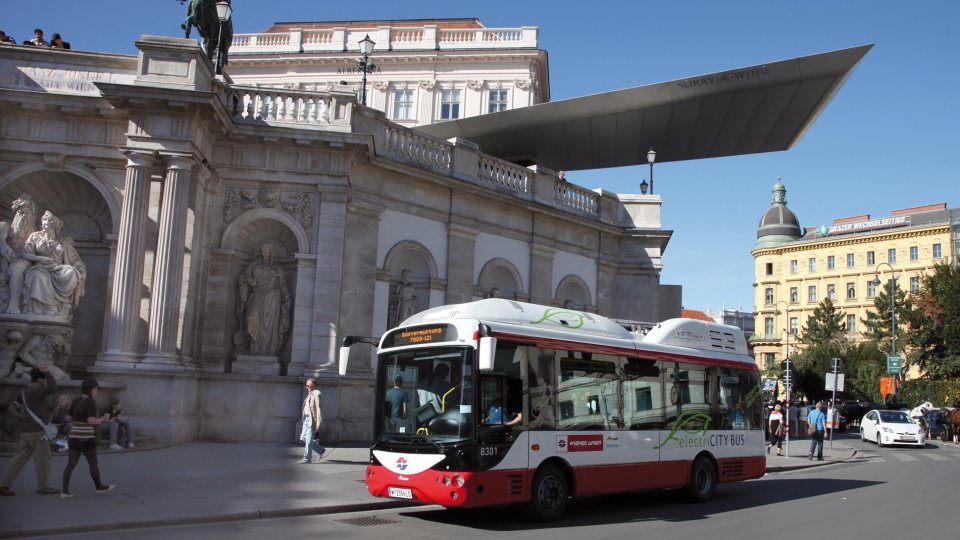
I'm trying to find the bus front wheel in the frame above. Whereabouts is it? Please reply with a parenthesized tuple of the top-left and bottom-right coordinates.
(524, 464, 569, 521)
(684, 456, 716, 502)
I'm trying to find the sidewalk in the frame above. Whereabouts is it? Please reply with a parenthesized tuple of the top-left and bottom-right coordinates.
(0, 437, 857, 537)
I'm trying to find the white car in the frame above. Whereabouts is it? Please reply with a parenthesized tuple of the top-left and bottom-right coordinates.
(860, 409, 926, 447)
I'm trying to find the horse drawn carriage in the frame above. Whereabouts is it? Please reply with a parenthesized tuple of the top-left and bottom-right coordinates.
(910, 402, 960, 443)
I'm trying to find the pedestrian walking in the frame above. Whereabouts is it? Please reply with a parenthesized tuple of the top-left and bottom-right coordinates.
(0, 364, 59, 496)
(766, 403, 784, 456)
(61, 378, 115, 498)
(298, 377, 324, 463)
(807, 400, 826, 461)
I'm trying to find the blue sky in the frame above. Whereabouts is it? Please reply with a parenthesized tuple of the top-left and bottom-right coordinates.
(5, 1, 957, 314)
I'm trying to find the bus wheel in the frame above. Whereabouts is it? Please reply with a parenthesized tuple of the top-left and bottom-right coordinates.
(684, 457, 716, 502)
(524, 464, 569, 521)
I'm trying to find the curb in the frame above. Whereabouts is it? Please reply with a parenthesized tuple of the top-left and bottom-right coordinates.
(0, 498, 420, 539)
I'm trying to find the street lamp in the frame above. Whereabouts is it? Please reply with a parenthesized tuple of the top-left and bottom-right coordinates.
(214, 1, 233, 75)
(639, 179, 649, 194)
(871, 262, 899, 397)
(356, 34, 377, 106)
(646, 148, 657, 194)
(775, 299, 792, 457)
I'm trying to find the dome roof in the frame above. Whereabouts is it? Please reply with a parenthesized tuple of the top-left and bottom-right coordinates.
(754, 179, 801, 249)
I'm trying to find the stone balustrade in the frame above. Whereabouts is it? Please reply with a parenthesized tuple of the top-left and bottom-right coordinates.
(218, 84, 354, 131)
(382, 124, 452, 174)
(556, 181, 600, 215)
(230, 25, 538, 55)
(477, 155, 530, 195)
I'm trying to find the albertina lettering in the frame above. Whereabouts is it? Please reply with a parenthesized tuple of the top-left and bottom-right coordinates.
(677, 66, 770, 89)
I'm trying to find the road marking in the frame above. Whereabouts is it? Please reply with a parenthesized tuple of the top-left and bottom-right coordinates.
(890, 453, 918, 461)
(923, 453, 951, 461)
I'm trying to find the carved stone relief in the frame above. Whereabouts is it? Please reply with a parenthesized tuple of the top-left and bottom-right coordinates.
(223, 187, 315, 228)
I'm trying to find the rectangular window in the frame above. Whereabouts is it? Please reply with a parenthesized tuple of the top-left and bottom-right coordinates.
(440, 89, 461, 120)
(488, 89, 508, 113)
(827, 284, 836, 301)
(765, 262, 773, 275)
(765, 317, 774, 337)
(764, 288, 774, 305)
(846, 253, 855, 268)
(557, 355, 619, 430)
(808, 285, 817, 303)
(867, 251, 875, 265)
(846, 282, 856, 300)
(888, 248, 896, 263)
(827, 256, 835, 270)
(790, 260, 798, 274)
(622, 358, 665, 429)
(846, 314, 857, 334)
(789, 317, 798, 336)
(392, 89, 414, 120)
(790, 287, 798, 304)
(933, 243, 942, 259)
(910, 246, 918, 261)
(867, 280, 877, 298)
(764, 353, 776, 371)
(910, 276, 920, 292)
(808, 258, 816, 272)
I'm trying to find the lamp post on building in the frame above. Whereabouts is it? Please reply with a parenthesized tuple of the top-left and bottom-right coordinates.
(871, 262, 900, 397)
(356, 34, 377, 106)
(214, 1, 233, 75)
(775, 299, 791, 457)
(646, 148, 657, 194)
(639, 179, 649, 194)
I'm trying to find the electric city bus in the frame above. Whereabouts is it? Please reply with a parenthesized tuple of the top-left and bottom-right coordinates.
(338, 299, 765, 520)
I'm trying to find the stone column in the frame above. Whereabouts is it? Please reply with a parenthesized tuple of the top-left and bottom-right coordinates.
(99, 150, 155, 368)
(529, 245, 556, 306)
(143, 155, 194, 370)
(444, 224, 477, 305)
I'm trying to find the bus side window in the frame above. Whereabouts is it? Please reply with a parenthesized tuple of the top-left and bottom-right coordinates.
(623, 358, 664, 430)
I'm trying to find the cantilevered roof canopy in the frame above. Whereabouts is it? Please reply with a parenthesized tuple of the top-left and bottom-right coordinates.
(416, 45, 872, 170)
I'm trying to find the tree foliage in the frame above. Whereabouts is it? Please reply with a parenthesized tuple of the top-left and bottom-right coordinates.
(860, 279, 911, 355)
(791, 298, 847, 400)
(797, 298, 846, 347)
(901, 261, 960, 379)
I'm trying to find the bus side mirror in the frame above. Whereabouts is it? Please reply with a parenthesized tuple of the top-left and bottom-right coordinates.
(338, 345, 350, 376)
(479, 336, 496, 371)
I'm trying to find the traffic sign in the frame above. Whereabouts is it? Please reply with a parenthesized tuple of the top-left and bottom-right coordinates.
(831, 357, 843, 370)
(824, 373, 845, 391)
(887, 355, 902, 374)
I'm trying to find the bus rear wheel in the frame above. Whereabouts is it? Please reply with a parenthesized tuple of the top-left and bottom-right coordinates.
(684, 456, 716, 502)
(523, 464, 569, 521)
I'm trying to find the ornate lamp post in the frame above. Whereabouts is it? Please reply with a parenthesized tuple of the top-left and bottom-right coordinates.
(871, 263, 899, 397)
(214, 1, 233, 75)
(356, 34, 377, 106)
(646, 148, 657, 194)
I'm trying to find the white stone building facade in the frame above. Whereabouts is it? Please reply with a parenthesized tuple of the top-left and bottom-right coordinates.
(0, 35, 664, 445)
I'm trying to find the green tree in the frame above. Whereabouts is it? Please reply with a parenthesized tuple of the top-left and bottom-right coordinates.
(902, 261, 960, 379)
(837, 342, 886, 403)
(861, 279, 911, 356)
(797, 297, 846, 347)
(792, 298, 847, 400)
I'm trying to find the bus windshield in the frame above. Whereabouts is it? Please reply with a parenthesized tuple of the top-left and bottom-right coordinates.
(376, 346, 474, 443)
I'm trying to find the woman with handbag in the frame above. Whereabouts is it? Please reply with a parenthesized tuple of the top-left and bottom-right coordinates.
(60, 378, 115, 498)
(767, 403, 785, 456)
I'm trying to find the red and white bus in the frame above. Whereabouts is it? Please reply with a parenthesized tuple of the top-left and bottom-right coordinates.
(339, 299, 765, 520)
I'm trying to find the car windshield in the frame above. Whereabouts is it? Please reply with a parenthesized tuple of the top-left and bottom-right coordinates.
(375, 346, 473, 443)
(879, 411, 913, 423)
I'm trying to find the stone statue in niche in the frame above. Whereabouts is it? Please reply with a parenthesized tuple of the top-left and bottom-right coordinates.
(236, 240, 292, 356)
(392, 269, 419, 326)
(11, 210, 86, 320)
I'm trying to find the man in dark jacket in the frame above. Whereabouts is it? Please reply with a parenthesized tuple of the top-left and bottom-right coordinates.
(0, 363, 59, 495)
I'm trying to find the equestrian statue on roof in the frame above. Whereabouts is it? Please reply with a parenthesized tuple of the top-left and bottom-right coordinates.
(180, 0, 233, 74)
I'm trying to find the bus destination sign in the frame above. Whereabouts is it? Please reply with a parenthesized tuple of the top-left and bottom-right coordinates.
(385, 325, 455, 347)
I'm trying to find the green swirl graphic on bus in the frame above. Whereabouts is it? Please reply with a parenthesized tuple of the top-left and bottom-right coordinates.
(531, 308, 585, 329)
(654, 411, 712, 450)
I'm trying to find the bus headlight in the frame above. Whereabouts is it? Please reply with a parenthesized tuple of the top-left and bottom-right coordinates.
(455, 475, 465, 487)
(443, 476, 451, 486)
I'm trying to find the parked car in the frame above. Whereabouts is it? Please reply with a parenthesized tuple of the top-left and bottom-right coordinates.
(860, 409, 926, 447)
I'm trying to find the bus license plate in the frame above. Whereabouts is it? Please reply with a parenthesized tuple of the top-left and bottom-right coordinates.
(388, 487, 413, 499)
